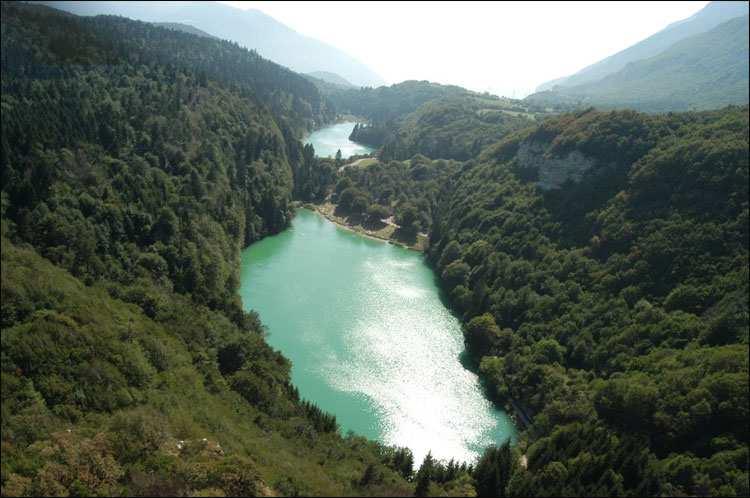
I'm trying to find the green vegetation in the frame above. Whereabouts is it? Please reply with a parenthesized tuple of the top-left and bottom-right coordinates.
(335, 155, 459, 233)
(536, 15, 749, 112)
(426, 106, 749, 496)
(338, 82, 557, 162)
(377, 95, 535, 161)
(314, 103, 750, 496)
(42, 0, 385, 87)
(2, 2, 748, 497)
(349, 122, 389, 147)
(151, 22, 218, 39)
(0, 237, 412, 496)
(328, 80, 471, 124)
(0, 3, 406, 495)
(535, 0, 749, 92)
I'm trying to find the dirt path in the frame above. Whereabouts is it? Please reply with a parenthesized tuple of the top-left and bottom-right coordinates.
(338, 157, 377, 172)
(309, 203, 428, 251)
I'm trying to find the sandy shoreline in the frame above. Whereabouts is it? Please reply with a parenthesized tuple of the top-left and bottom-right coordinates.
(303, 203, 427, 252)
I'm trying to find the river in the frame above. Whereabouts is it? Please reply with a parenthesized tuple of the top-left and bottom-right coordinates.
(239, 209, 516, 465)
(304, 121, 373, 158)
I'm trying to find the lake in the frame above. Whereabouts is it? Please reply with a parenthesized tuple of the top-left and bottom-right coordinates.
(239, 209, 516, 465)
(305, 121, 374, 158)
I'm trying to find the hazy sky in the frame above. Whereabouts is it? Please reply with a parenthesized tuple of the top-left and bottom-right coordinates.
(220, 1, 709, 97)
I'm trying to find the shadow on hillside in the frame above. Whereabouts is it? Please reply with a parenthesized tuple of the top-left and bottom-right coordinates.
(332, 205, 387, 231)
(392, 227, 417, 246)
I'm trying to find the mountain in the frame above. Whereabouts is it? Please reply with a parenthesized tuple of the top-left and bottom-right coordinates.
(537, 1, 749, 91)
(527, 15, 749, 112)
(305, 71, 356, 89)
(0, 3, 411, 495)
(425, 106, 749, 496)
(571, 15, 748, 111)
(330, 80, 565, 161)
(354, 94, 537, 161)
(39, 1, 386, 87)
(327, 80, 476, 123)
(335, 104, 750, 496)
(151, 21, 218, 39)
(14, 3, 334, 135)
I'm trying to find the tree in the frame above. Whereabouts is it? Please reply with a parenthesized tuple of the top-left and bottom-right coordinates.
(350, 193, 370, 216)
(414, 452, 434, 497)
(396, 203, 420, 234)
(151, 207, 179, 243)
(474, 442, 514, 498)
(338, 187, 358, 211)
(359, 463, 382, 487)
(465, 313, 502, 358)
(438, 240, 462, 269)
(441, 260, 470, 290)
(391, 447, 414, 481)
(367, 203, 390, 223)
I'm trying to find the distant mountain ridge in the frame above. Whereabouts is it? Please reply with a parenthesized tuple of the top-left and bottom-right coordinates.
(151, 22, 217, 39)
(537, 1, 749, 91)
(568, 15, 749, 111)
(304, 71, 356, 89)
(39, 1, 386, 87)
(527, 14, 749, 112)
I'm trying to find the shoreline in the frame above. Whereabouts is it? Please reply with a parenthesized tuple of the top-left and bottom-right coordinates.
(302, 203, 426, 252)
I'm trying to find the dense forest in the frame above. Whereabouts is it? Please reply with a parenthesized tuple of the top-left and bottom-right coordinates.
(424, 106, 749, 496)
(334, 82, 564, 162)
(374, 95, 536, 161)
(331, 155, 461, 243)
(338, 105, 749, 495)
(338, 105, 749, 496)
(2, 2, 749, 497)
(325, 80, 472, 124)
(0, 4, 411, 495)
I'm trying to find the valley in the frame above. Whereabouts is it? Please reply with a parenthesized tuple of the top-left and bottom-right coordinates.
(1, 2, 748, 497)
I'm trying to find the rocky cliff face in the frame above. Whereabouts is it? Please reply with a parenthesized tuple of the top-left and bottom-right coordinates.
(516, 140, 597, 190)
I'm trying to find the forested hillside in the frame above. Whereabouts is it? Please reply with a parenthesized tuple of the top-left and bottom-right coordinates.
(335, 82, 549, 161)
(7, 2, 333, 134)
(0, 3, 410, 495)
(375, 95, 536, 161)
(536, 0, 749, 91)
(42, 0, 386, 87)
(306, 101, 749, 496)
(305, 71, 356, 89)
(331, 155, 461, 242)
(425, 106, 749, 496)
(327, 80, 469, 123)
(530, 15, 749, 112)
(151, 22, 218, 39)
(2, 2, 748, 497)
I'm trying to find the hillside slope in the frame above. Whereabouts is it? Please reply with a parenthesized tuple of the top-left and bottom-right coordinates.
(152, 21, 218, 39)
(322, 103, 750, 495)
(535, 15, 749, 112)
(41, 0, 386, 87)
(305, 71, 356, 89)
(0, 3, 411, 495)
(426, 106, 749, 496)
(537, 0, 749, 91)
(335, 81, 558, 161)
(373, 95, 536, 161)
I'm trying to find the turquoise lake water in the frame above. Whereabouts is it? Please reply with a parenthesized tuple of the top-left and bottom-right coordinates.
(305, 121, 374, 158)
(239, 209, 516, 465)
